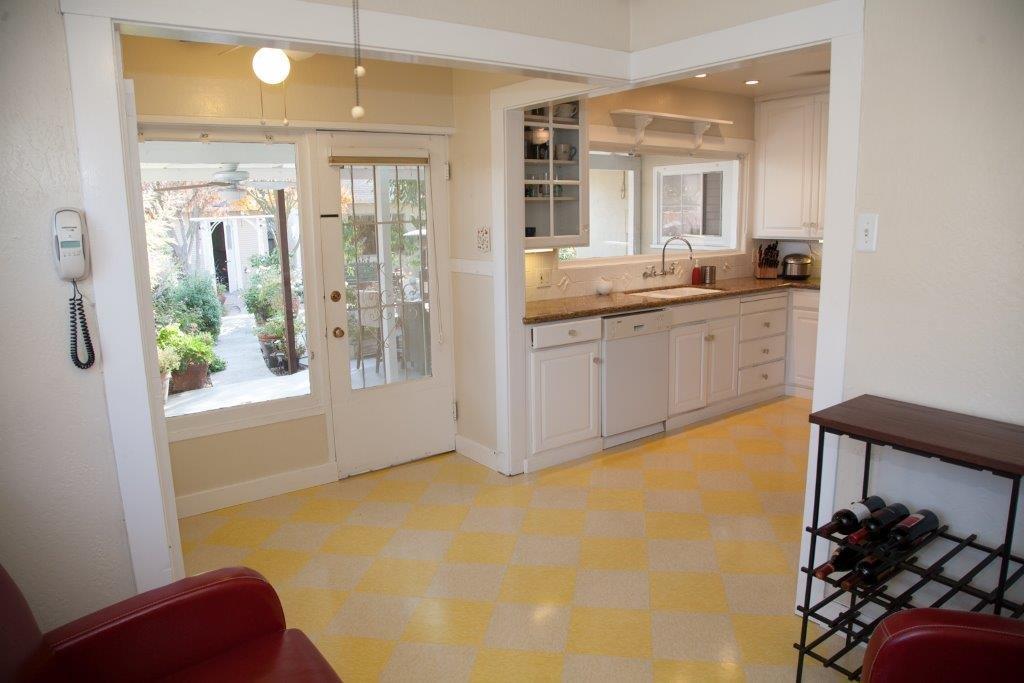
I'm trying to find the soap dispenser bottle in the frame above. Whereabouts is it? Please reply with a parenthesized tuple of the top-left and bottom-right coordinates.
(690, 259, 702, 285)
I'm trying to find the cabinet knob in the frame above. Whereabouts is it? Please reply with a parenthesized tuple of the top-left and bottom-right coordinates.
(762, 347, 770, 354)
(761, 372, 769, 380)
(568, 329, 578, 337)
(593, 357, 602, 364)
(763, 321, 771, 328)
(705, 334, 715, 342)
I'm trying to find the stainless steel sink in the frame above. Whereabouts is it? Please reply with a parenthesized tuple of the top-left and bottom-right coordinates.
(631, 287, 719, 299)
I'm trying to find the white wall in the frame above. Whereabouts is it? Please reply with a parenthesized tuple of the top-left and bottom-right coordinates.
(835, 0, 1024, 591)
(0, 0, 136, 629)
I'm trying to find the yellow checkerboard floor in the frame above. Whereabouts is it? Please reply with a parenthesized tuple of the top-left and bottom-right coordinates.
(181, 397, 844, 681)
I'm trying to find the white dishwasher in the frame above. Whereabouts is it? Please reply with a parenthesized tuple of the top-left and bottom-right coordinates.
(601, 309, 670, 439)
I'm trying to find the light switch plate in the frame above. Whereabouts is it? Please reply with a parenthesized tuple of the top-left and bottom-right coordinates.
(855, 213, 879, 252)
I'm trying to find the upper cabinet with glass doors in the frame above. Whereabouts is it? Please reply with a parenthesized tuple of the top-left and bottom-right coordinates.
(752, 92, 828, 240)
(522, 100, 590, 249)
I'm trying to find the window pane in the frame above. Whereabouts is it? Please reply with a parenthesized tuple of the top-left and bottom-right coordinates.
(342, 163, 432, 390)
(702, 172, 724, 237)
(660, 172, 703, 239)
(140, 140, 309, 418)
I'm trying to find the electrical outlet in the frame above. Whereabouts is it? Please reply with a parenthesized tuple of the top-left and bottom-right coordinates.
(856, 213, 879, 252)
(537, 268, 552, 288)
(475, 227, 491, 253)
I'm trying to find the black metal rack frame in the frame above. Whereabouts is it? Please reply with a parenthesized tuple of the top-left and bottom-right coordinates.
(795, 428, 1024, 681)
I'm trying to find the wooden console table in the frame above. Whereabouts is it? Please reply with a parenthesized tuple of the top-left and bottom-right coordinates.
(795, 394, 1024, 680)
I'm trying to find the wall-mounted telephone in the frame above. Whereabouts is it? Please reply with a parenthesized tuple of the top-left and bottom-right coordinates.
(53, 208, 95, 369)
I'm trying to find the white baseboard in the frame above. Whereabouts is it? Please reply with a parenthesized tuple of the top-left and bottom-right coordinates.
(175, 462, 338, 518)
(603, 422, 665, 449)
(665, 386, 785, 431)
(455, 434, 501, 471)
(524, 437, 604, 474)
(786, 384, 813, 399)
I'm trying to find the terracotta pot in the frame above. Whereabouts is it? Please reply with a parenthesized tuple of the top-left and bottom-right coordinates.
(169, 362, 209, 394)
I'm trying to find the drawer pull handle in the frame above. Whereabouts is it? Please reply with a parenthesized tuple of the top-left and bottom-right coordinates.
(705, 334, 715, 342)
(761, 373, 769, 380)
(593, 357, 602, 364)
(568, 329, 578, 337)
(762, 348, 770, 354)
(763, 321, 771, 328)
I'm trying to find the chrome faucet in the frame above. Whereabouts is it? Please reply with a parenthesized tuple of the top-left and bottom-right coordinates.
(659, 236, 693, 276)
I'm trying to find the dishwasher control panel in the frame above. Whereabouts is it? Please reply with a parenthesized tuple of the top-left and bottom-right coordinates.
(602, 309, 670, 340)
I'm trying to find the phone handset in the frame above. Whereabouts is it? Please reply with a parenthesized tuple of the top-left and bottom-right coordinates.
(53, 208, 95, 369)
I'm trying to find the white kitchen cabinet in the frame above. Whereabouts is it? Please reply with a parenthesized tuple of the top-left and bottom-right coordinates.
(529, 340, 601, 453)
(707, 317, 739, 403)
(754, 93, 829, 239)
(787, 306, 819, 390)
(668, 322, 708, 414)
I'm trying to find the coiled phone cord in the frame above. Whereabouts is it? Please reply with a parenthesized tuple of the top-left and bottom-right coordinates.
(69, 280, 95, 369)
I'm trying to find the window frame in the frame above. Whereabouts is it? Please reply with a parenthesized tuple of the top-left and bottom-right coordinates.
(652, 159, 740, 251)
(138, 126, 327, 442)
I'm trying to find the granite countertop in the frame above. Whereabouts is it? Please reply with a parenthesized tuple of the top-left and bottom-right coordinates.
(524, 277, 820, 324)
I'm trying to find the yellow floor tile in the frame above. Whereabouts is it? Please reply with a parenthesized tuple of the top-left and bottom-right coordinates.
(645, 512, 711, 540)
(522, 508, 586, 536)
(499, 565, 576, 605)
(435, 460, 492, 484)
(204, 518, 281, 547)
(366, 480, 430, 503)
(446, 531, 518, 564)
(242, 548, 312, 584)
(715, 541, 791, 574)
(769, 514, 804, 542)
(587, 489, 645, 511)
(356, 558, 438, 595)
(289, 498, 359, 523)
(536, 466, 593, 488)
(567, 607, 652, 657)
(736, 437, 787, 456)
(749, 472, 806, 492)
(701, 491, 764, 514)
(277, 586, 348, 632)
(321, 525, 395, 555)
(597, 450, 646, 469)
(732, 615, 801, 665)
(471, 649, 562, 682)
(317, 635, 394, 683)
(650, 572, 729, 612)
(692, 453, 746, 471)
(402, 597, 494, 645)
(579, 538, 648, 570)
(402, 504, 470, 531)
(474, 485, 534, 508)
(654, 659, 746, 682)
(644, 470, 698, 490)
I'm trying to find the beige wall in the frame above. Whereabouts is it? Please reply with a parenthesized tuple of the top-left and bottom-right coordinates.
(629, 0, 830, 51)
(835, 0, 1024, 549)
(0, 0, 136, 629)
(589, 83, 756, 140)
(122, 36, 455, 127)
(307, 0, 632, 50)
(170, 416, 330, 496)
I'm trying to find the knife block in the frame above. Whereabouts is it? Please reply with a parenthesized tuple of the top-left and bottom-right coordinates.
(753, 264, 779, 279)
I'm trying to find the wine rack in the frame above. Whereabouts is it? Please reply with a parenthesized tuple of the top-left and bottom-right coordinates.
(795, 395, 1024, 681)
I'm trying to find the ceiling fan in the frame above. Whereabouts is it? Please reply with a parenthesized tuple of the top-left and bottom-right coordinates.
(153, 164, 293, 195)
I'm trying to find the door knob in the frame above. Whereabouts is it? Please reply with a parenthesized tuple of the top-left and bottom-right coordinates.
(332, 327, 345, 338)
(330, 290, 342, 302)
(761, 373, 769, 380)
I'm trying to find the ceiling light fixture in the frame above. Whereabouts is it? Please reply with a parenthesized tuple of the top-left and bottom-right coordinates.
(745, 79, 760, 86)
(694, 73, 707, 78)
(252, 48, 291, 85)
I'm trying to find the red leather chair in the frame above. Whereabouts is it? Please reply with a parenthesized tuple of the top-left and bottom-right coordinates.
(1, 564, 340, 682)
(863, 607, 1024, 682)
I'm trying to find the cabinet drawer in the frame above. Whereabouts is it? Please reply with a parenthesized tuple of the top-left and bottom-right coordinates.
(739, 294, 787, 315)
(791, 290, 820, 310)
(738, 359, 785, 394)
(670, 297, 740, 325)
(740, 308, 787, 341)
(531, 318, 601, 350)
(739, 334, 786, 368)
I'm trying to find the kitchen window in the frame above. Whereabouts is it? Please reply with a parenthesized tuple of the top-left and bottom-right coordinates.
(654, 159, 739, 250)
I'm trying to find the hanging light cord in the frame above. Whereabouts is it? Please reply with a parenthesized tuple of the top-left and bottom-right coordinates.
(353, 0, 361, 109)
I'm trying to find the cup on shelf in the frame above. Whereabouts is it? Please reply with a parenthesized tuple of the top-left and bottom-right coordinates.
(553, 103, 578, 119)
(554, 144, 577, 161)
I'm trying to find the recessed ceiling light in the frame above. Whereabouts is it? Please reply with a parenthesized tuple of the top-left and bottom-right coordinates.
(745, 79, 760, 86)
(694, 73, 707, 78)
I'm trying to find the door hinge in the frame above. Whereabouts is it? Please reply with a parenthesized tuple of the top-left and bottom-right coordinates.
(453, 401, 459, 421)
(444, 162, 451, 181)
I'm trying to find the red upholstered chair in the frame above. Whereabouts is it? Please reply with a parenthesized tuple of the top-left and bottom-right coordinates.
(863, 607, 1024, 682)
(1, 564, 339, 682)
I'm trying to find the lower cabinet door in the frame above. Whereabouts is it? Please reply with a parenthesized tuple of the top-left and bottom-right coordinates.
(788, 308, 819, 388)
(530, 341, 601, 453)
(669, 322, 708, 415)
(707, 317, 740, 403)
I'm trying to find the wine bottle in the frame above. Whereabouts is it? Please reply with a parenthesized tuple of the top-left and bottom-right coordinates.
(839, 555, 898, 591)
(846, 503, 909, 544)
(812, 543, 863, 579)
(818, 496, 886, 535)
(877, 509, 939, 552)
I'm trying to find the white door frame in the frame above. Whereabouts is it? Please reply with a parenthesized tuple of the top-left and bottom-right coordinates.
(61, 0, 862, 606)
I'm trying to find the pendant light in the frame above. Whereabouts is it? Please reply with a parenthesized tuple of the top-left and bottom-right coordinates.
(350, 0, 366, 119)
(252, 48, 291, 85)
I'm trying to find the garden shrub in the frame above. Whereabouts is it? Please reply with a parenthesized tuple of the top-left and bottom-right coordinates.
(156, 324, 226, 373)
(152, 272, 222, 339)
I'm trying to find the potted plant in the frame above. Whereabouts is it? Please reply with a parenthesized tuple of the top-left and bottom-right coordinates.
(255, 313, 306, 372)
(157, 324, 226, 394)
(157, 346, 181, 402)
